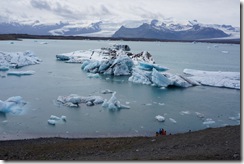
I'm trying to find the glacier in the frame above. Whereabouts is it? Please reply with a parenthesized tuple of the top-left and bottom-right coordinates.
(183, 69, 240, 89)
(0, 96, 27, 114)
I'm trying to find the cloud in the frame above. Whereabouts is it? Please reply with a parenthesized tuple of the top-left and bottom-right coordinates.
(30, 0, 51, 10)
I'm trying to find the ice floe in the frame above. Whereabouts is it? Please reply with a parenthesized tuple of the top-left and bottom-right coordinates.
(47, 115, 66, 125)
(155, 115, 165, 122)
(180, 111, 191, 115)
(101, 89, 114, 94)
(169, 118, 177, 123)
(0, 96, 27, 114)
(57, 94, 104, 107)
(0, 51, 41, 69)
(102, 92, 130, 110)
(183, 69, 240, 89)
(7, 70, 35, 76)
(202, 118, 215, 125)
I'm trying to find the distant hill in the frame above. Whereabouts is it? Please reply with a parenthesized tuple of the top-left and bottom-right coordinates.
(0, 19, 239, 41)
(112, 20, 239, 40)
(0, 21, 102, 36)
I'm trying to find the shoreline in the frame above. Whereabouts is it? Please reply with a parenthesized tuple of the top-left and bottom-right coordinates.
(0, 34, 240, 44)
(0, 125, 240, 160)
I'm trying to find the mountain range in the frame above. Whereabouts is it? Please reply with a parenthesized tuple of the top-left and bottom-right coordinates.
(0, 19, 240, 40)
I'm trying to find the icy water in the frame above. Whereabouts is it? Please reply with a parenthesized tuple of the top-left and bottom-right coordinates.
(0, 39, 240, 140)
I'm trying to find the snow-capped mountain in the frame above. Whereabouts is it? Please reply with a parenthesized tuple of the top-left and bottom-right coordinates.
(112, 19, 240, 40)
(0, 21, 102, 36)
(0, 19, 240, 40)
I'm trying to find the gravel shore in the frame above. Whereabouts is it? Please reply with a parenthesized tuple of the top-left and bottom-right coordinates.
(0, 125, 240, 160)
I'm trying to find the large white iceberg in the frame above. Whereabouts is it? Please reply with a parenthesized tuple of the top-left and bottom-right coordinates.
(81, 53, 134, 76)
(0, 51, 41, 69)
(102, 92, 130, 110)
(183, 69, 240, 89)
(57, 94, 104, 107)
(0, 96, 27, 114)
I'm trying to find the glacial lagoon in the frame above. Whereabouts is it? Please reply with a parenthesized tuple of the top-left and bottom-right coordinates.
(0, 39, 240, 140)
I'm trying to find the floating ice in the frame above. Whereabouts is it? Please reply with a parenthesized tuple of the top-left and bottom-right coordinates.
(101, 89, 114, 94)
(47, 115, 67, 125)
(128, 68, 152, 85)
(195, 112, 205, 118)
(0, 96, 27, 114)
(102, 92, 130, 110)
(0, 51, 41, 68)
(228, 113, 240, 121)
(7, 70, 35, 76)
(183, 69, 240, 89)
(87, 73, 100, 78)
(180, 111, 191, 115)
(129, 67, 193, 88)
(203, 118, 215, 125)
(138, 62, 168, 71)
(81, 53, 134, 76)
(169, 118, 177, 123)
(57, 94, 104, 107)
(221, 51, 229, 54)
(155, 115, 165, 122)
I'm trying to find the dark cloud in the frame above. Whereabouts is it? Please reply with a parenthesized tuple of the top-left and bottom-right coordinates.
(30, 0, 51, 10)
(30, 0, 77, 19)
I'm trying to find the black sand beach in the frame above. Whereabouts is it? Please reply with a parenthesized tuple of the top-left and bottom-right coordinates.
(0, 125, 240, 160)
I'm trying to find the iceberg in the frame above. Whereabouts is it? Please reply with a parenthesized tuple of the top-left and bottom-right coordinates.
(128, 68, 152, 85)
(102, 92, 130, 110)
(81, 53, 134, 76)
(0, 96, 27, 114)
(57, 94, 104, 107)
(0, 51, 41, 68)
(129, 68, 193, 88)
(183, 69, 240, 89)
(138, 62, 168, 72)
(151, 68, 172, 87)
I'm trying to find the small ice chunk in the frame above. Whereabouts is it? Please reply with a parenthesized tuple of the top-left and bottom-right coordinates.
(87, 73, 100, 78)
(47, 119, 56, 125)
(50, 115, 61, 120)
(101, 89, 114, 94)
(102, 92, 130, 110)
(7, 71, 35, 76)
(180, 111, 190, 115)
(61, 115, 67, 121)
(195, 112, 204, 118)
(221, 51, 229, 54)
(169, 118, 177, 123)
(155, 115, 165, 122)
(203, 118, 215, 125)
(158, 103, 165, 106)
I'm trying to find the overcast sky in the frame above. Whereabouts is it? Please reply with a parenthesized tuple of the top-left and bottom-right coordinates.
(0, 0, 240, 26)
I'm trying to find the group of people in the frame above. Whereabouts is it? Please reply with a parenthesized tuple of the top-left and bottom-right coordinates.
(156, 128, 167, 136)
